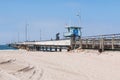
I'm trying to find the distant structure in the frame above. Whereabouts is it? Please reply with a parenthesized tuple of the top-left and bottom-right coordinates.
(56, 33, 60, 40)
(64, 26, 82, 49)
(9, 26, 120, 52)
(25, 23, 29, 42)
(64, 26, 81, 37)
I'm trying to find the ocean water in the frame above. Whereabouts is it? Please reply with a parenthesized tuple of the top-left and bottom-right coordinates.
(0, 45, 17, 50)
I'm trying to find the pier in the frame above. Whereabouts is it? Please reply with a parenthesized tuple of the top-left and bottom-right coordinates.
(9, 33, 120, 52)
(10, 39, 71, 52)
(9, 25, 120, 52)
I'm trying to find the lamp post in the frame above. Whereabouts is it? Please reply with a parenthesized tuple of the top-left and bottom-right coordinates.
(25, 24, 29, 42)
(76, 13, 82, 37)
(40, 29, 41, 41)
(18, 32, 19, 42)
(77, 12, 82, 48)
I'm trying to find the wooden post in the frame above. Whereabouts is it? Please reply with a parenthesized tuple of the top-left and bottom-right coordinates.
(92, 39, 95, 49)
(36, 46, 40, 51)
(86, 39, 88, 48)
(39, 46, 41, 51)
(80, 38, 82, 49)
(99, 38, 102, 49)
(55, 47, 57, 51)
(99, 37, 104, 52)
(42, 46, 44, 51)
(112, 36, 114, 50)
(50, 46, 52, 52)
(59, 48, 62, 52)
(33, 45, 36, 51)
(46, 47, 48, 51)
(71, 35, 76, 50)
(101, 38, 104, 52)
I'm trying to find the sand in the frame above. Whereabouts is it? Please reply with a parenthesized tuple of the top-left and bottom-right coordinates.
(0, 49, 120, 80)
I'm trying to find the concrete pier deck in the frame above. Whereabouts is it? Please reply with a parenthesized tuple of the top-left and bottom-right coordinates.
(10, 39, 71, 51)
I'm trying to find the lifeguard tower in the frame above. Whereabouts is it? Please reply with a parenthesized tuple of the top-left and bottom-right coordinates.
(64, 26, 82, 49)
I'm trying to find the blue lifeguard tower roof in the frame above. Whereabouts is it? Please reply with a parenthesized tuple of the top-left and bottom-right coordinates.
(64, 26, 82, 37)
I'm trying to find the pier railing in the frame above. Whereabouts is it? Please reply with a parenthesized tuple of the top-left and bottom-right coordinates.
(75, 33, 120, 51)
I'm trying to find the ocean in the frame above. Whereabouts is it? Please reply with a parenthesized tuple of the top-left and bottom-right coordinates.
(0, 45, 17, 50)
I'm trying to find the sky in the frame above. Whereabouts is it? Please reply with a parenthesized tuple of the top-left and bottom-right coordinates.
(0, 0, 120, 44)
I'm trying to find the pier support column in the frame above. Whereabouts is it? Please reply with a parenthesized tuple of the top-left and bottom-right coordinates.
(50, 46, 52, 52)
(99, 38, 104, 52)
(86, 39, 88, 48)
(80, 39, 82, 49)
(42, 46, 44, 51)
(43, 46, 46, 51)
(33, 45, 36, 51)
(36, 46, 40, 51)
(112, 37, 115, 49)
(92, 39, 95, 49)
(46, 47, 48, 51)
(71, 36, 76, 50)
(39, 46, 41, 51)
(55, 47, 57, 52)
(59, 48, 62, 52)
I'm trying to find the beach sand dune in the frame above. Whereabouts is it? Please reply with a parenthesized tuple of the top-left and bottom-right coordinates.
(0, 50, 120, 80)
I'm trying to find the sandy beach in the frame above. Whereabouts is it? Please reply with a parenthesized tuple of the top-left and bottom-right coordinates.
(0, 50, 120, 80)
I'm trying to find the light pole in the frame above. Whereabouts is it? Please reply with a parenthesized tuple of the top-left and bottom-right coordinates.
(77, 13, 82, 38)
(77, 12, 82, 48)
(40, 29, 41, 41)
(18, 32, 19, 42)
(25, 24, 29, 42)
(77, 14, 81, 26)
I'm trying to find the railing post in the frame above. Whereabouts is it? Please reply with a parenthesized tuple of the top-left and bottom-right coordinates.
(99, 36, 104, 52)
(86, 39, 88, 48)
(80, 38, 82, 49)
(112, 35, 115, 49)
(92, 39, 95, 48)
(101, 38, 104, 52)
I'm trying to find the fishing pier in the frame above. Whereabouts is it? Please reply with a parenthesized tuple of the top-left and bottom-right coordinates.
(9, 26, 120, 52)
(10, 39, 71, 52)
